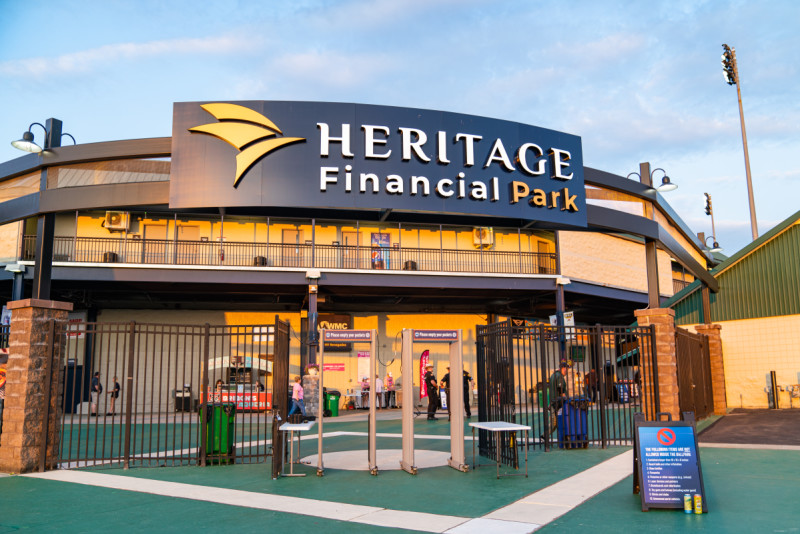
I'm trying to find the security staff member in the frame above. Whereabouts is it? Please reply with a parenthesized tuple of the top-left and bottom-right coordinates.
(463, 369, 474, 418)
(440, 367, 451, 420)
(424, 363, 439, 421)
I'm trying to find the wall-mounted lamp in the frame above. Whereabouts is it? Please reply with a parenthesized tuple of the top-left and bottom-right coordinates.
(627, 167, 677, 192)
(10, 119, 76, 154)
(704, 236, 723, 253)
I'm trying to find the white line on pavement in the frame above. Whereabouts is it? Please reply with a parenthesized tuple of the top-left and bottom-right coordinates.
(24, 448, 635, 533)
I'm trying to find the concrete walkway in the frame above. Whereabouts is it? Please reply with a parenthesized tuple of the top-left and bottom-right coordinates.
(25, 447, 634, 533)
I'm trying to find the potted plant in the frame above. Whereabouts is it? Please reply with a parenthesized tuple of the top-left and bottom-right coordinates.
(305, 363, 320, 376)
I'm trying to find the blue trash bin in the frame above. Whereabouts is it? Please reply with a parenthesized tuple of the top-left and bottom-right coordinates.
(557, 397, 588, 449)
(616, 383, 630, 403)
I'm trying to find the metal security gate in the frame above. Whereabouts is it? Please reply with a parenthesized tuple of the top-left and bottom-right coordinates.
(675, 327, 713, 420)
(54, 319, 289, 469)
(477, 320, 658, 464)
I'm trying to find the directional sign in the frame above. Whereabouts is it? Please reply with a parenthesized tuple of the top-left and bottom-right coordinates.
(412, 330, 459, 342)
(322, 329, 372, 342)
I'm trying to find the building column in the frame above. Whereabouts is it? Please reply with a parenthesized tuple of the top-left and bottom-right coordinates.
(694, 323, 726, 415)
(0, 298, 73, 473)
(635, 308, 679, 421)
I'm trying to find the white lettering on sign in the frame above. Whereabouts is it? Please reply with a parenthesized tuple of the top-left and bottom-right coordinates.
(314, 122, 578, 212)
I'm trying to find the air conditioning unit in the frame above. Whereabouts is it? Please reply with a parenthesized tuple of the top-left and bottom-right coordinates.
(472, 227, 494, 247)
(104, 211, 130, 231)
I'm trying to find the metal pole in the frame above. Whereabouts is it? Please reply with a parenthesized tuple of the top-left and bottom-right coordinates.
(447, 330, 468, 471)
(731, 48, 758, 240)
(400, 329, 416, 474)
(368, 330, 378, 475)
(123, 321, 137, 469)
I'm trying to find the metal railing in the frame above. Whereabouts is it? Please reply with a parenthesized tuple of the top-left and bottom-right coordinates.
(673, 278, 691, 294)
(476, 320, 658, 465)
(53, 320, 289, 469)
(23, 235, 557, 275)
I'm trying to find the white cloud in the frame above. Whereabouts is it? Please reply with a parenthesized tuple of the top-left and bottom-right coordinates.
(0, 35, 254, 78)
(271, 50, 395, 89)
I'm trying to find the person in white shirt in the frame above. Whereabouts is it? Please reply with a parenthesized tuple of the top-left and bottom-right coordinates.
(374, 374, 384, 409)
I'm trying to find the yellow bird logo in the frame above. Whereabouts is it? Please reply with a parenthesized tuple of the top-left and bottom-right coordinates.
(189, 103, 306, 188)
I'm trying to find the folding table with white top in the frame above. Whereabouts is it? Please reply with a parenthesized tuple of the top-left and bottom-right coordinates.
(468, 421, 531, 479)
(279, 420, 315, 477)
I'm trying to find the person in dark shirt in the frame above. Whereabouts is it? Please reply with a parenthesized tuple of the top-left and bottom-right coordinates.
(423, 364, 439, 421)
(107, 376, 121, 416)
(440, 367, 451, 420)
(463, 369, 474, 418)
(90, 371, 102, 416)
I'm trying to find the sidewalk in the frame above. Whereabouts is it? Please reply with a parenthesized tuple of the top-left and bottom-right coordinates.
(1, 411, 798, 533)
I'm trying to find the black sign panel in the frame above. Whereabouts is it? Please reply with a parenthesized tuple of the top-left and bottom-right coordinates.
(170, 101, 586, 228)
(633, 414, 707, 512)
(317, 313, 352, 352)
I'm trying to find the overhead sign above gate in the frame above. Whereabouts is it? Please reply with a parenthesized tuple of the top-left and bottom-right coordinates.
(170, 101, 587, 227)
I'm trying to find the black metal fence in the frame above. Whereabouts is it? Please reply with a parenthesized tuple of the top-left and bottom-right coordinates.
(476, 320, 658, 465)
(54, 319, 289, 469)
(23, 235, 557, 275)
(675, 327, 713, 420)
(0, 325, 8, 348)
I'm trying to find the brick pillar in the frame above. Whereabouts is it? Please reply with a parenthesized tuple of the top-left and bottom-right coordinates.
(0, 299, 73, 473)
(694, 324, 726, 415)
(635, 308, 679, 421)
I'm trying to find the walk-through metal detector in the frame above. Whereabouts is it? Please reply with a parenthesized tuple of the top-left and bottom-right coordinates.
(400, 329, 468, 475)
(316, 329, 378, 476)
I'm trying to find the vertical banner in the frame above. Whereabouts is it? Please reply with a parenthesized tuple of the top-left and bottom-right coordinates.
(357, 351, 370, 382)
(419, 349, 430, 399)
(371, 232, 390, 269)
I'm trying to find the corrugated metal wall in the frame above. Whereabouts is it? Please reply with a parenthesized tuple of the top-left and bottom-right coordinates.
(674, 221, 800, 325)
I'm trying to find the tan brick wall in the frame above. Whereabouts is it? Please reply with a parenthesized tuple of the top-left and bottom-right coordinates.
(687, 315, 800, 409)
(559, 232, 674, 295)
(694, 324, 726, 415)
(635, 308, 679, 420)
(0, 299, 72, 473)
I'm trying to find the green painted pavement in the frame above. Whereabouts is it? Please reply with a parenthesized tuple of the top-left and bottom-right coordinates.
(0, 476, 419, 534)
(105, 444, 626, 518)
(539, 447, 800, 533)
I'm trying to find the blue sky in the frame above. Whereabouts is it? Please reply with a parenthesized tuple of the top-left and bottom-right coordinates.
(1, 0, 798, 254)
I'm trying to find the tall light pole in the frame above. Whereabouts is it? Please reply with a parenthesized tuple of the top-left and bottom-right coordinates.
(722, 44, 758, 241)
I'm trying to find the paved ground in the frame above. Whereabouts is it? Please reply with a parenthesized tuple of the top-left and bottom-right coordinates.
(1, 409, 798, 533)
(698, 408, 800, 446)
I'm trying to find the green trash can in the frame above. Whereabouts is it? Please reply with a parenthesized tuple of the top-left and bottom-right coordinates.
(326, 391, 341, 417)
(203, 402, 236, 463)
(538, 388, 550, 407)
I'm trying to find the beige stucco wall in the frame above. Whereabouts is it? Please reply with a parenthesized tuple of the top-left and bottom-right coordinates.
(0, 222, 22, 262)
(558, 231, 673, 295)
(688, 315, 800, 409)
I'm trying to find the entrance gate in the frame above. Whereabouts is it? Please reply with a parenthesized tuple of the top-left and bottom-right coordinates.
(675, 327, 713, 420)
(54, 319, 289, 469)
(399, 329, 468, 474)
(316, 329, 378, 475)
(476, 320, 658, 465)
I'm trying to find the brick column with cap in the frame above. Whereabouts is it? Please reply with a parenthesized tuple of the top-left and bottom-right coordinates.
(694, 323, 726, 415)
(0, 299, 72, 473)
(635, 308, 679, 421)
